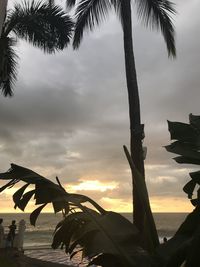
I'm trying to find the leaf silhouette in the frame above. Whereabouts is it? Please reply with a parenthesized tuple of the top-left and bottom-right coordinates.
(52, 207, 150, 267)
(30, 203, 47, 226)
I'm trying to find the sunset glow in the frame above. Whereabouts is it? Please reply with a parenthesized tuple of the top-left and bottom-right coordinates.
(67, 180, 118, 192)
(0, 0, 199, 216)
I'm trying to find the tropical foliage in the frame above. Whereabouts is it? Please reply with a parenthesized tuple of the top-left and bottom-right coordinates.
(62, 0, 176, 246)
(66, 0, 176, 54)
(165, 113, 200, 206)
(0, 0, 73, 97)
(1, 115, 200, 266)
(155, 114, 200, 267)
(0, 163, 150, 267)
(0, 0, 177, 251)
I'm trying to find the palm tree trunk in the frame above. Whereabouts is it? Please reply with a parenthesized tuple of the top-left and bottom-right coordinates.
(121, 0, 144, 228)
(121, 0, 158, 250)
(0, 0, 8, 36)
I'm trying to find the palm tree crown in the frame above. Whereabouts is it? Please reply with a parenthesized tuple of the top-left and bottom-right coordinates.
(0, 0, 73, 97)
(68, 0, 176, 57)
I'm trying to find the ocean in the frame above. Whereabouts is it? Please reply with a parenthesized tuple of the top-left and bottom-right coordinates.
(0, 212, 188, 266)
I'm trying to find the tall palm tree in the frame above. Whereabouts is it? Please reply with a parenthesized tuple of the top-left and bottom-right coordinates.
(64, 0, 176, 249)
(0, 0, 73, 96)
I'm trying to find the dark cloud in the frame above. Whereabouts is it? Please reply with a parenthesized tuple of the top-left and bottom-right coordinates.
(0, 0, 199, 211)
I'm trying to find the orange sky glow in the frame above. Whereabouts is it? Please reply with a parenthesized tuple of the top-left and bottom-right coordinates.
(0, 179, 194, 213)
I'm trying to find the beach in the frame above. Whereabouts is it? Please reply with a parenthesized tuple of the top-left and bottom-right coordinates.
(25, 248, 88, 266)
(0, 212, 188, 267)
(0, 248, 75, 267)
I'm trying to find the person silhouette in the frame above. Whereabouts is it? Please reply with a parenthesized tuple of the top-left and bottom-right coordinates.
(17, 220, 26, 250)
(7, 220, 16, 247)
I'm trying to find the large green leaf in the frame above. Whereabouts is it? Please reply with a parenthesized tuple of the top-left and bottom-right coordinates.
(166, 114, 200, 205)
(163, 114, 200, 265)
(189, 114, 200, 131)
(173, 156, 200, 165)
(0, 164, 68, 213)
(52, 208, 151, 267)
(30, 203, 48, 226)
(183, 180, 196, 199)
(165, 142, 200, 160)
(15, 190, 35, 211)
(13, 183, 30, 203)
(52, 200, 69, 214)
(156, 207, 200, 266)
(189, 171, 200, 184)
(167, 121, 198, 142)
(0, 163, 50, 183)
(0, 164, 153, 266)
(0, 164, 106, 218)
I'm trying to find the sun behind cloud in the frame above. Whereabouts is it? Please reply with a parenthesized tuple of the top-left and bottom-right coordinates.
(67, 180, 118, 192)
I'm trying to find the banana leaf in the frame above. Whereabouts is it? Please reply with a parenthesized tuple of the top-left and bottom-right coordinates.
(166, 114, 200, 204)
(165, 142, 200, 160)
(173, 156, 200, 165)
(156, 207, 200, 267)
(52, 207, 152, 267)
(0, 164, 105, 224)
(189, 114, 200, 130)
(167, 121, 198, 142)
(0, 164, 153, 266)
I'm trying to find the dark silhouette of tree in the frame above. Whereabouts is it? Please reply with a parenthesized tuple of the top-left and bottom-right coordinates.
(0, 1, 73, 97)
(1, 147, 200, 267)
(63, 0, 176, 250)
(0, 0, 8, 36)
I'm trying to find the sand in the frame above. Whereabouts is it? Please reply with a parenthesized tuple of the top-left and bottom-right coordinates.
(0, 248, 75, 267)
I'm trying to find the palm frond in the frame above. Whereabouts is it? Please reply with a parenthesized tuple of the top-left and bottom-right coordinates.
(0, 37, 18, 97)
(135, 0, 176, 57)
(4, 1, 74, 53)
(66, 0, 77, 10)
(73, 0, 111, 49)
(49, 0, 55, 6)
(111, 0, 122, 21)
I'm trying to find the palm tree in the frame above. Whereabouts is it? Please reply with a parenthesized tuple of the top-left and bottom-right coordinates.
(0, 0, 8, 36)
(64, 0, 176, 250)
(0, 0, 73, 97)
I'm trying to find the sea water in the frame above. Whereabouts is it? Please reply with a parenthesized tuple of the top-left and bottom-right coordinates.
(0, 212, 188, 266)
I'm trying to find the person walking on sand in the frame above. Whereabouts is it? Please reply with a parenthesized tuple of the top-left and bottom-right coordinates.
(7, 220, 16, 247)
(0, 218, 4, 248)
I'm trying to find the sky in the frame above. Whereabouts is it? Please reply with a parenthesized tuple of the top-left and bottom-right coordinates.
(0, 0, 199, 213)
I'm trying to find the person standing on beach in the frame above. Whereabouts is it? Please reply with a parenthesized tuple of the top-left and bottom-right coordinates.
(17, 220, 26, 250)
(7, 220, 16, 247)
(0, 218, 4, 248)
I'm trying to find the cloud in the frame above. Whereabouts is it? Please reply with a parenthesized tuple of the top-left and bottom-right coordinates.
(0, 0, 199, 212)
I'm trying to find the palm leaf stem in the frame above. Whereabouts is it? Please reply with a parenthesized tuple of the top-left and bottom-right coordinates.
(123, 145, 159, 251)
(69, 193, 107, 215)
